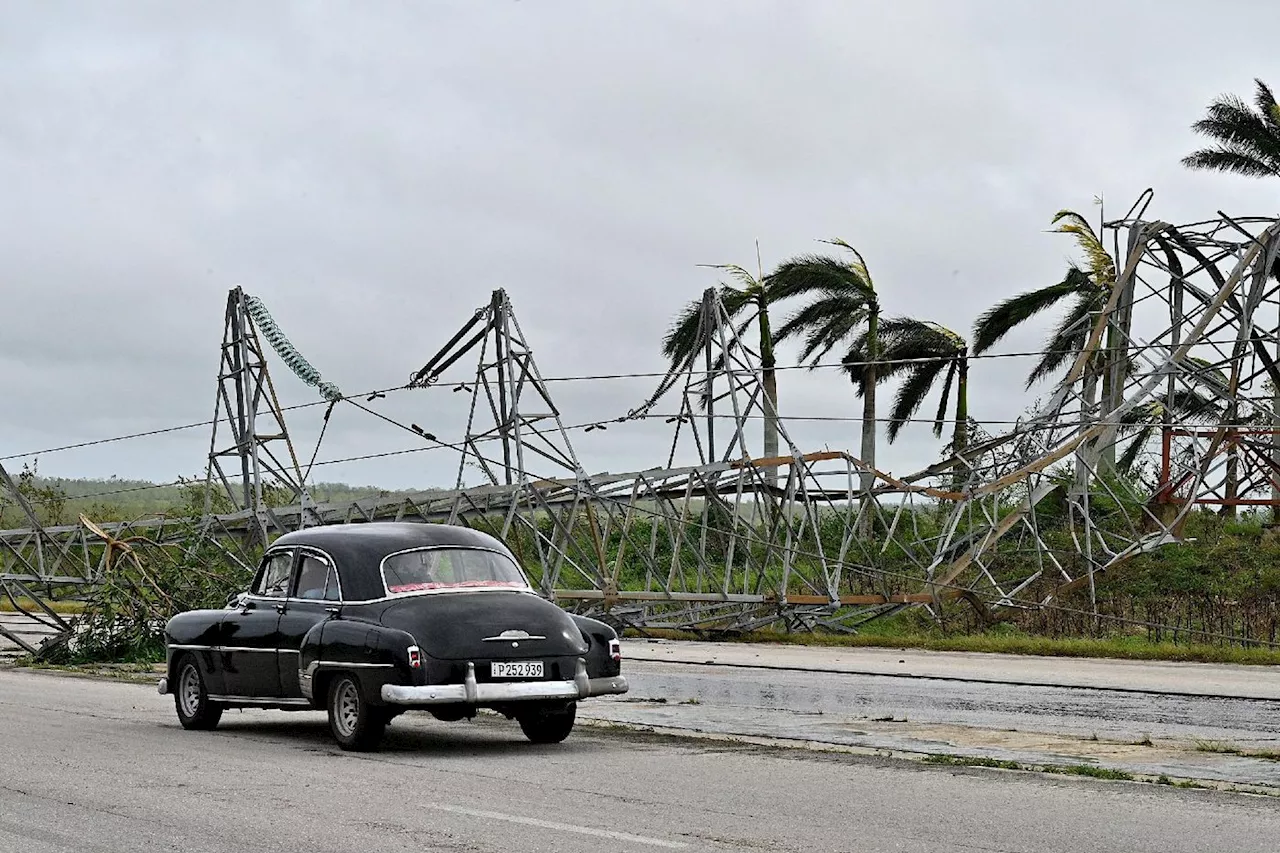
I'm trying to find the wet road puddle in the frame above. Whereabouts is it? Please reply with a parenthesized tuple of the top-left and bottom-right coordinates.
(577, 662, 1280, 788)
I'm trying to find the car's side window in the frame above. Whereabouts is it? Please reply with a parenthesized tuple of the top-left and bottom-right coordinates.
(254, 551, 294, 598)
(322, 564, 342, 602)
(294, 554, 331, 600)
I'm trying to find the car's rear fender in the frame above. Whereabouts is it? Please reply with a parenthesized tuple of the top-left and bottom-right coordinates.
(569, 614, 622, 678)
(299, 618, 423, 706)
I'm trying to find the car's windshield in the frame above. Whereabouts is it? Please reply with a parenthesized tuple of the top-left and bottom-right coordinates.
(381, 547, 529, 596)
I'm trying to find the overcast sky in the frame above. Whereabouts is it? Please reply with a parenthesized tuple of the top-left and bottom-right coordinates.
(2, 0, 1279, 496)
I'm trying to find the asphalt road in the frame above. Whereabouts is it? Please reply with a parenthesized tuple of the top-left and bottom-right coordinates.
(603, 660, 1280, 773)
(595, 642, 1280, 787)
(625, 639, 1280, 700)
(2, 669, 1280, 853)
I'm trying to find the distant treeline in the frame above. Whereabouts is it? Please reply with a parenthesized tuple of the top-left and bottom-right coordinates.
(0, 465, 435, 528)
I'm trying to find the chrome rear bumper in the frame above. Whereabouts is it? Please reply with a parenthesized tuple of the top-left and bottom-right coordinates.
(380, 658, 628, 705)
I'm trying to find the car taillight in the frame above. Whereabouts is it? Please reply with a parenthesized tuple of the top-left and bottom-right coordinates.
(407, 645, 422, 669)
(608, 638, 621, 662)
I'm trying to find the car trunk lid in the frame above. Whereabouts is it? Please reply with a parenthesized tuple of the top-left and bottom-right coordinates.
(378, 590, 589, 661)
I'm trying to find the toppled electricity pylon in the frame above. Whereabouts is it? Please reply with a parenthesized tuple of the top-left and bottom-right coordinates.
(0, 463, 77, 654)
(202, 286, 327, 545)
(409, 288, 584, 488)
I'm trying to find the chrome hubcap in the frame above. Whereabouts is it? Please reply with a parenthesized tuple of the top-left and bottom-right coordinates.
(335, 680, 359, 738)
(179, 665, 201, 718)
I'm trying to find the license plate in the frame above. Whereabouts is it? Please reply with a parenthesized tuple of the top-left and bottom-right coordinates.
(491, 660, 543, 679)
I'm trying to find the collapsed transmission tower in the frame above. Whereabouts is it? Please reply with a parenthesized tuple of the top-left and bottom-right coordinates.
(202, 286, 330, 545)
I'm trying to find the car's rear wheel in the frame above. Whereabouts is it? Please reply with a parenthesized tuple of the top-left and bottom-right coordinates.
(174, 654, 223, 731)
(517, 701, 576, 744)
(327, 673, 386, 752)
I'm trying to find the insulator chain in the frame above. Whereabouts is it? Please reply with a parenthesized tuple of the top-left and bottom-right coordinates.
(243, 294, 343, 402)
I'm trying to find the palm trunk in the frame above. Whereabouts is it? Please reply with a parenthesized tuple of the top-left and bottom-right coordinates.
(858, 307, 879, 536)
(757, 303, 779, 488)
(951, 354, 969, 493)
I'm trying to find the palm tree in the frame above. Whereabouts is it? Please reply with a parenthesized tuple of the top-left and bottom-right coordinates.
(974, 209, 1133, 478)
(972, 209, 1117, 389)
(842, 318, 971, 491)
(868, 319, 970, 450)
(661, 259, 783, 475)
(1182, 78, 1280, 178)
(768, 239, 881, 509)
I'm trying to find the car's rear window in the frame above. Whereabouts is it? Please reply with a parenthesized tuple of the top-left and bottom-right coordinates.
(381, 547, 529, 596)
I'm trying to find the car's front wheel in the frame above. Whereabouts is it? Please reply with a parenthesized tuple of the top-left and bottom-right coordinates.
(174, 654, 223, 731)
(327, 673, 387, 752)
(517, 701, 576, 744)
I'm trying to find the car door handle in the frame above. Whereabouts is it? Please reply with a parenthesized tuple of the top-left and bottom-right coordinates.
(274, 603, 287, 614)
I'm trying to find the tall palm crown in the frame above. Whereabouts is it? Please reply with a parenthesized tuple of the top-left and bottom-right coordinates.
(972, 210, 1116, 389)
(770, 240, 879, 366)
(661, 264, 777, 371)
(1183, 78, 1280, 178)
(767, 239, 881, 505)
(845, 319, 971, 450)
(660, 262, 783, 465)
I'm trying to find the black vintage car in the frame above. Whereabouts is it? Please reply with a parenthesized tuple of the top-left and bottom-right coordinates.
(157, 522, 628, 750)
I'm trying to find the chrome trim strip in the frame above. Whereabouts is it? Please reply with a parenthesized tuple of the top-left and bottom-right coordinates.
(240, 586, 541, 607)
(299, 659, 395, 682)
(380, 658, 629, 705)
(241, 594, 346, 606)
(168, 644, 300, 654)
(482, 629, 546, 642)
(206, 695, 313, 706)
(356, 587, 539, 605)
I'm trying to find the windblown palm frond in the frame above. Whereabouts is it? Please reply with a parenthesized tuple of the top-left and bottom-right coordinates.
(971, 269, 1090, 355)
(768, 253, 876, 306)
(1183, 79, 1280, 178)
(1023, 289, 1102, 389)
(845, 317, 969, 443)
(972, 203, 1120, 391)
(773, 294, 868, 365)
(659, 257, 790, 426)
(1050, 211, 1115, 286)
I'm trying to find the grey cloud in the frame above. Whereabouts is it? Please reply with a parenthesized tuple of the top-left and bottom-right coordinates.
(3, 0, 1280, 492)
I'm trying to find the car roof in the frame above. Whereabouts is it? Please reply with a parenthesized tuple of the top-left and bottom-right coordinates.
(269, 522, 520, 601)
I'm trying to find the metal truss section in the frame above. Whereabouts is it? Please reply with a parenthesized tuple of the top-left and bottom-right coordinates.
(410, 289, 584, 487)
(203, 286, 320, 544)
(0, 466, 192, 655)
(626, 287, 783, 472)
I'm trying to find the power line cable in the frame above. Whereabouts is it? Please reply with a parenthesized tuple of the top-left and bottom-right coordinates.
(2, 331, 1270, 463)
